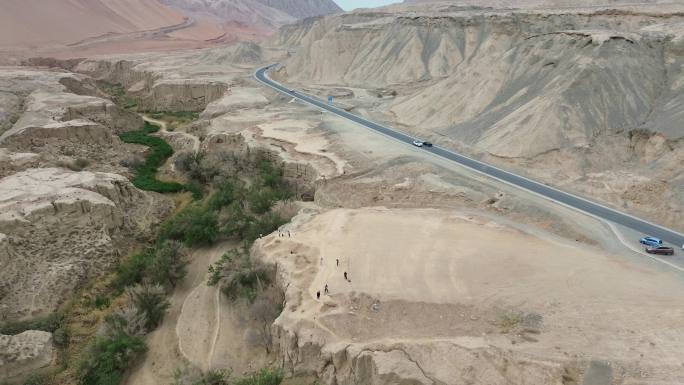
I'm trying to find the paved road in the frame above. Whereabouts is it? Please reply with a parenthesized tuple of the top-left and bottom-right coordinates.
(255, 64, 684, 248)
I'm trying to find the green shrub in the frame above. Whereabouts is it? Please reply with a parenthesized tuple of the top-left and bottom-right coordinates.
(220, 201, 253, 240)
(256, 159, 282, 189)
(233, 369, 284, 385)
(179, 152, 221, 185)
(119, 126, 184, 193)
(160, 203, 219, 247)
(171, 369, 230, 385)
(247, 186, 278, 215)
(208, 180, 237, 211)
(0, 312, 64, 335)
(128, 283, 169, 332)
(112, 251, 154, 293)
(119, 121, 197, 195)
(78, 332, 146, 385)
(244, 212, 286, 245)
(209, 250, 273, 303)
(95, 295, 111, 310)
(201, 371, 230, 385)
(147, 241, 188, 290)
(207, 252, 236, 287)
(185, 181, 204, 201)
(112, 242, 188, 293)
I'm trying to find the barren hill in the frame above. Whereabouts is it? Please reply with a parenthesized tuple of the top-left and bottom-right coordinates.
(0, 0, 341, 62)
(401, 0, 678, 6)
(276, 1, 684, 231)
(0, 0, 187, 49)
(160, 0, 342, 31)
(256, 0, 343, 19)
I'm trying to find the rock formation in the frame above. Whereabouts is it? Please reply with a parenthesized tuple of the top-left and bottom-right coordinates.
(0, 168, 169, 321)
(0, 68, 141, 149)
(0, 331, 54, 382)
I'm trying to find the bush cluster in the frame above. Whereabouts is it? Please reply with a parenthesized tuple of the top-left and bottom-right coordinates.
(118, 121, 200, 198)
(112, 241, 187, 294)
(233, 369, 284, 385)
(78, 331, 146, 385)
(119, 122, 185, 193)
(161, 156, 291, 250)
(159, 204, 219, 247)
(208, 251, 273, 303)
(78, 284, 169, 385)
(172, 368, 283, 385)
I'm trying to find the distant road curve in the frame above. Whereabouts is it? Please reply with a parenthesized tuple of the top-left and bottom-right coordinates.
(254, 64, 684, 248)
(67, 17, 196, 47)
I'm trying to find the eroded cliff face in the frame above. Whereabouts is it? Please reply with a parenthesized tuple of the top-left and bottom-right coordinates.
(75, 59, 227, 112)
(0, 67, 172, 325)
(275, 6, 684, 232)
(0, 168, 170, 321)
(279, 10, 684, 154)
(270, 324, 570, 385)
(69, 41, 278, 116)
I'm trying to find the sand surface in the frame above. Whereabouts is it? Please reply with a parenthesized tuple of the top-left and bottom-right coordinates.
(258, 208, 684, 366)
(126, 242, 270, 385)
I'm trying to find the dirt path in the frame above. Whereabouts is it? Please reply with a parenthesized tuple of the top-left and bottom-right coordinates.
(125, 243, 232, 385)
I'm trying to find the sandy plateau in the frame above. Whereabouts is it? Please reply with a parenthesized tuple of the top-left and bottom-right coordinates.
(257, 208, 684, 384)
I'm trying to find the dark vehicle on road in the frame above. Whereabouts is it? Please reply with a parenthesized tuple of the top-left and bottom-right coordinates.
(423, 141, 433, 147)
(646, 246, 674, 255)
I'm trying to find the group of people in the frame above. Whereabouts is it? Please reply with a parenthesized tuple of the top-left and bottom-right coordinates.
(316, 256, 350, 300)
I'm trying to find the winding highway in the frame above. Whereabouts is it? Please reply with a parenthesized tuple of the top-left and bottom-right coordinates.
(254, 64, 684, 248)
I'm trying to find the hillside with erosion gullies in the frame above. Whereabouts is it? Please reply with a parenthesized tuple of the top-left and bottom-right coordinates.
(3, 1, 684, 385)
(273, 0, 684, 233)
(0, 0, 343, 64)
(159, 0, 342, 31)
(0, 0, 186, 49)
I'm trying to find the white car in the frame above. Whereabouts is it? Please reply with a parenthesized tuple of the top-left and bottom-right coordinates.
(412, 140, 424, 147)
